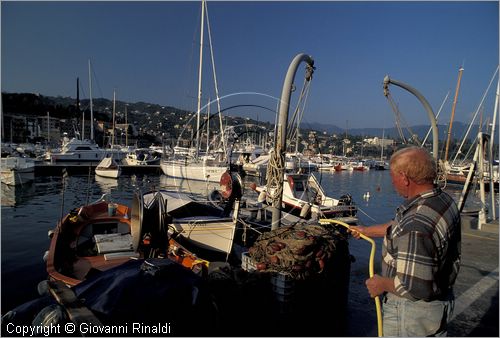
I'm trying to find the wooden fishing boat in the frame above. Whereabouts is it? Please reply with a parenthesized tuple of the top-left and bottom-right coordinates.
(45, 193, 210, 286)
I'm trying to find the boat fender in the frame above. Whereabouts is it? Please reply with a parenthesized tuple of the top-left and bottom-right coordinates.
(42, 250, 49, 263)
(47, 229, 55, 239)
(37, 280, 50, 296)
(32, 304, 67, 328)
(300, 203, 311, 218)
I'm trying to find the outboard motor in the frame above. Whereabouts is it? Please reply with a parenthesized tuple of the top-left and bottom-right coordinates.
(338, 194, 353, 206)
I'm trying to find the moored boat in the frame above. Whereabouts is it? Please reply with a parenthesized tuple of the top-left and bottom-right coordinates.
(45, 192, 210, 287)
(1, 156, 35, 186)
(95, 156, 122, 179)
(252, 172, 357, 223)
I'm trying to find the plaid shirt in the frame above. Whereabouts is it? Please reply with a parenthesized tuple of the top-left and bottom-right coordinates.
(382, 187, 461, 301)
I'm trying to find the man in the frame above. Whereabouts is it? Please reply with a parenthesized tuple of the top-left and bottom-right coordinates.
(350, 147, 461, 336)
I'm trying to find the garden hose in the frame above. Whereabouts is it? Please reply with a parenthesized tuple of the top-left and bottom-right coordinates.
(319, 218, 383, 337)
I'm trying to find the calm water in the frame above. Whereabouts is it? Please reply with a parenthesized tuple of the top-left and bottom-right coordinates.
(1, 169, 495, 313)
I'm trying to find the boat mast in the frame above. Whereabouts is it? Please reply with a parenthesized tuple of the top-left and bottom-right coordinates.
(444, 67, 464, 162)
(111, 90, 116, 148)
(47, 111, 50, 145)
(195, 0, 205, 159)
(380, 128, 384, 161)
(206, 98, 210, 155)
(77, 78, 83, 139)
(89, 59, 94, 142)
(125, 104, 128, 147)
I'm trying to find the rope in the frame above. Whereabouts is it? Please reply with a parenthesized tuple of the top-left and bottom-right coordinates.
(357, 206, 378, 223)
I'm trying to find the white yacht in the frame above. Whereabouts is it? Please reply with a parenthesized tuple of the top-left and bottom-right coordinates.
(45, 136, 125, 162)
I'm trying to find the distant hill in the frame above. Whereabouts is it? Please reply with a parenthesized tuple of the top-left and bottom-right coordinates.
(2, 92, 491, 142)
(306, 121, 482, 141)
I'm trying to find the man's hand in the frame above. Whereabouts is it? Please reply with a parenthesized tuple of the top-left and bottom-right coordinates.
(366, 274, 393, 298)
(348, 225, 367, 240)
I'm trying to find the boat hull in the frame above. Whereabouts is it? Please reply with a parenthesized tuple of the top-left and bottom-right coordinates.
(161, 161, 228, 183)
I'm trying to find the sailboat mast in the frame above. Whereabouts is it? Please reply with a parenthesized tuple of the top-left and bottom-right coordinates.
(206, 98, 210, 155)
(111, 90, 116, 148)
(195, 0, 205, 158)
(380, 128, 385, 160)
(77, 78, 83, 139)
(125, 104, 128, 147)
(89, 59, 94, 141)
(444, 67, 464, 162)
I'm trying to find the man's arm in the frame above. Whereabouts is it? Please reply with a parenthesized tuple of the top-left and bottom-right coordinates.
(349, 222, 391, 239)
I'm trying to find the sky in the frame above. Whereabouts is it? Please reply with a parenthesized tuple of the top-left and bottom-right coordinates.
(1, 0, 499, 130)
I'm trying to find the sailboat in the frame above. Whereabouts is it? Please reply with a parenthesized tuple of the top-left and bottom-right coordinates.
(160, 0, 228, 183)
(95, 90, 122, 179)
(374, 128, 389, 170)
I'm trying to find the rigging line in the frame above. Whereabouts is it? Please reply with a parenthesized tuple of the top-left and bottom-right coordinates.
(90, 61, 105, 102)
(204, 2, 226, 157)
(287, 78, 312, 144)
(452, 65, 499, 166)
(422, 91, 450, 146)
(357, 206, 378, 223)
(386, 93, 406, 142)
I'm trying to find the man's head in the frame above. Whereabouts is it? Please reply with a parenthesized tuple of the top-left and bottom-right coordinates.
(389, 147, 436, 197)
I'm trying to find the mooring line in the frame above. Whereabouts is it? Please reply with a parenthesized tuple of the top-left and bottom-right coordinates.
(357, 206, 379, 223)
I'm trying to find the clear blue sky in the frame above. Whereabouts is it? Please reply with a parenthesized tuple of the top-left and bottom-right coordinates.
(2, 1, 498, 129)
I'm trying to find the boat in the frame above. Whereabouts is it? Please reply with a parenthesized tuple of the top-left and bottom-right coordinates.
(45, 192, 211, 286)
(142, 188, 238, 257)
(95, 90, 122, 179)
(251, 172, 358, 223)
(45, 136, 124, 163)
(160, 0, 228, 183)
(95, 155, 122, 178)
(1, 156, 35, 186)
(122, 148, 161, 166)
(161, 156, 228, 183)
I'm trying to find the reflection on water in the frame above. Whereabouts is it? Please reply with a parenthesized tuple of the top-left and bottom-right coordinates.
(1, 171, 497, 313)
(1, 183, 36, 207)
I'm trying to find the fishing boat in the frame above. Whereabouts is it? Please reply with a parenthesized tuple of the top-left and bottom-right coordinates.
(251, 172, 358, 223)
(142, 188, 238, 257)
(1, 156, 35, 186)
(44, 192, 212, 286)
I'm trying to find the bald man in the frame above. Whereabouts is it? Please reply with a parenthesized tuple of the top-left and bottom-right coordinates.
(350, 147, 461, 336)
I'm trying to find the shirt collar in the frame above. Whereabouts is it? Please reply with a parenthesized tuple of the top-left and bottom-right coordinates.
(396, 186, 441, 219)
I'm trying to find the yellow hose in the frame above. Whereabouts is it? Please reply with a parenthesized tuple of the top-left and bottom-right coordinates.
(319, 218, 383, 337)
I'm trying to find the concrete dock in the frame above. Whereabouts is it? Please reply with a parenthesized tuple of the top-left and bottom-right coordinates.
(345, 216, 499, 336)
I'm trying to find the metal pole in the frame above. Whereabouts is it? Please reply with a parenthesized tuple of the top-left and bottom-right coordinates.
(195, 0, 205, 159)
(444, 67, 464, 162)
(383, 75, 439, 161)
(270, 53, 314, 230)
(489, 80, 499, 220)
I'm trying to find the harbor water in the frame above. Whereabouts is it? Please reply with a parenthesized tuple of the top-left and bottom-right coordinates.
(1, 169, 498, 335)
